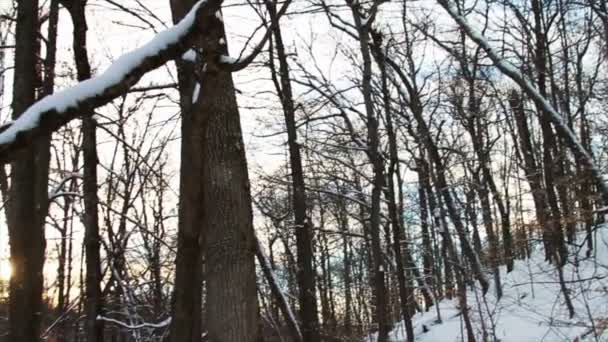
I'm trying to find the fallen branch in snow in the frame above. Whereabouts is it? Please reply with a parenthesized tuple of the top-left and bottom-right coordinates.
(0, 0, 223, 162)
(510, 274, 607, 286)
(436, 0, 608, 206)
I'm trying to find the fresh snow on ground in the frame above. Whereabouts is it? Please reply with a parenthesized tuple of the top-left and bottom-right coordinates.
(371, 226, 608, 341)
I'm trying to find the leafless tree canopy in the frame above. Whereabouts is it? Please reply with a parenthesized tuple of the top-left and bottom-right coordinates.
(0, 0, 607, 341)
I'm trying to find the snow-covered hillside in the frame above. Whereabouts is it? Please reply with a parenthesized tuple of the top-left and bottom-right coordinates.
(373, 226, 608, 342)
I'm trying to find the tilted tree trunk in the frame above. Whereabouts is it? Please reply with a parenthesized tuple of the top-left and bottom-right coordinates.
(384, 52, 489, 295)
(61, 0, 105, 340)
(401, 84, 489, 295)
(437, 0, 608, 212)
(8, 0, 51, 341)
(417, 155, 452, 300)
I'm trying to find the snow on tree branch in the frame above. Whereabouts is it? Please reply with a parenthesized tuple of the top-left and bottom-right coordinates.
(97, 316, 172, 330)
(0, 0, 223, 162)
(436, 0, 608, 205)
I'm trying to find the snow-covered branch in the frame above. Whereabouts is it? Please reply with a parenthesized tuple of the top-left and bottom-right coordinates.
(0, 0, 223, 162)
(96, 316, 172, 330)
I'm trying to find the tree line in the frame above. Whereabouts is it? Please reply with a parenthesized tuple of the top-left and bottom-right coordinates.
(0, 0, 607, 341)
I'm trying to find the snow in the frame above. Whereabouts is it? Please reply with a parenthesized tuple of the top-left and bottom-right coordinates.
(97, 315, 172, 330)
(0, 0, 207, 146)
(374, 226, 608, 341)
(182, 49, 197, 62)
(192, 83, 200, 104)
(219, 55, 238, 64)
(360, 16, 370, 27)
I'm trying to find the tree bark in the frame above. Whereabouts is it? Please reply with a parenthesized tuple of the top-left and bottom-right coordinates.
(386, 55, 489, 295)
(199, 43, 260, 342)
(266, 1, 320, 339)
(168, 1, 206, 340)
(348, 6, 391, 339)
(169, 2, 260, 341)
(61, 1, 105, 340)
(7, 0, 51, 341)
(372, 34, 414, 341)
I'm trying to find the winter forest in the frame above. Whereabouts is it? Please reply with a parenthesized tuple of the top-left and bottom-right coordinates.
(0, 0, 607, 341)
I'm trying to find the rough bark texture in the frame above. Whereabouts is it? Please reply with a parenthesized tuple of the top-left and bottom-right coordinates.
(199, 44, 260, 342)
(8, 1, 50, 341)
(169, 2, 259, 341)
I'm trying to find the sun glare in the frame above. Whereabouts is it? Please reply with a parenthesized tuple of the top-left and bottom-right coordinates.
(0, 260, 12, 281)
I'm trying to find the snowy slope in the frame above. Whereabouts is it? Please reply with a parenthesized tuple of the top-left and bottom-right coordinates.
(376, 226, 608, 342)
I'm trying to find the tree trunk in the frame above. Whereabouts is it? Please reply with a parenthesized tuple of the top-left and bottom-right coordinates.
(266, 2, 320, 339)
(167, 1, 207, 341)
(199, 46, 260, 342)
(372, 36, 414, 341)
(8, 0, 51, 340)
(508, 91, 551, 257)
(386, 56, 489, 294)
(62, 1, 105, 340)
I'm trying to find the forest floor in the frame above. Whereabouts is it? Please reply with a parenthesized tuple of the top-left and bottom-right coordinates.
(374, 225, 608, 341)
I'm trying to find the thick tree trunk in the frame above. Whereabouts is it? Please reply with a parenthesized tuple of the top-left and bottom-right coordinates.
(8, 1, 51, 341)
(199, 51, 260, 342)
(168, 2, 206, 341)
(170, 2, 259, 340)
